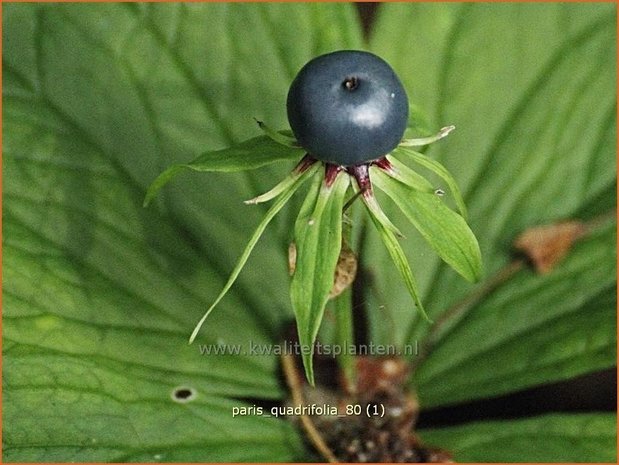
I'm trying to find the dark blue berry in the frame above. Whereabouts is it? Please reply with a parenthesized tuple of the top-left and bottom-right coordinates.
(287, 50, 409, 166)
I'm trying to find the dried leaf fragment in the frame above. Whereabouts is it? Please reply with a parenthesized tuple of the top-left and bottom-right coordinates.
(514, 221, 586, 273)
(329, 243, 358, 298)
(288, 241, 358, 298)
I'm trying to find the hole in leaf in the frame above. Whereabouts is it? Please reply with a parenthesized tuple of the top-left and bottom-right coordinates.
(171, 386, 197, 403)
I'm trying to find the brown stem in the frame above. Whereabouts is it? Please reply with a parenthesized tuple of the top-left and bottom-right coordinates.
(281, 354, 339, 463)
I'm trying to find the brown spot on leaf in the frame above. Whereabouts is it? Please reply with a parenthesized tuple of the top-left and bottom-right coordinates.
(513, 221, 586, 274)
(288, 241, 358, 297)
(329, 243, 357, 298)
(288, 242, 297, 276)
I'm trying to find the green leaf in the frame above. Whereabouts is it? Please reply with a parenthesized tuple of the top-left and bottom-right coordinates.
(374, 2, 616, 315)
(420, 413, 617, 463)
(189, 163, 319, 344)
(4, 352, 303, 461)
(368, 3, 616, 408)
(413, 6, 617, 404)
(291, 171, 350, 384)
(415, 222, 616, 407)
(144, 135, 305, 206)
(3, 125, 305, 460)
(3, 2, 362, 461)
(372, 167, 482, 283)
(4, 2, 616, 462)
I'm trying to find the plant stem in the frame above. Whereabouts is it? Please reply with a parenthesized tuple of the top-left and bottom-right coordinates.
(335, 213, 357, 390)
(334, 287, 356, 390)
(281, 354, 337, 463)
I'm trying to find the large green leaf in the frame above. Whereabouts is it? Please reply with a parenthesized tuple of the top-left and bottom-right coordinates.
(4, 2, 616, 462)
(3, 118, 305, 461)
(369, 2, 616, 404)
(3, 2, 362, 461)
(415, 222, 616, 407)
(420, 413, 617, 463)
(4, 353, 302, 462)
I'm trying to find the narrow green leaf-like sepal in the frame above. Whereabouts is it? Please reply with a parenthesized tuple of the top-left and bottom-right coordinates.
(373, 167, 482, 283)
(291, 171, 350, 385)
(245, 168, 304, 205)
(400, 125, 455, 147)
(385, 157, 435, 193)
(189, 163, 320, 344)
(358, 187, 403, 238)
(364, 194, 430, 322)
(245, 157, 317, 205)
(255, 119, 300, 148)
(394, 146, 468, 219)
(144, 135, 305, 206)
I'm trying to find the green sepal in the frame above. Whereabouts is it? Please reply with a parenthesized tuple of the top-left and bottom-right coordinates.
(372, 166, 483, 283)
(189, 163, 320, 343)
(291, 170, 350, 385)
(363, 190, 430, 322)
(386, 156, 435, 193)
(254, 119, 300, 148)
(144, 135, 305, 206)
(394, 146, 468, 219)
(400, 125, 455, 147)
(245, 158, 316, 205)
(359, 186, 403, 237)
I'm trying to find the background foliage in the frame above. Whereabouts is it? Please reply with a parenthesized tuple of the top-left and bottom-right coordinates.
(3, 3, 616, 462)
